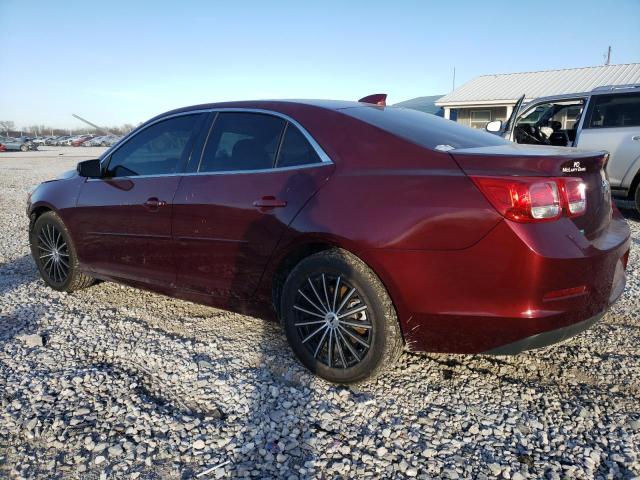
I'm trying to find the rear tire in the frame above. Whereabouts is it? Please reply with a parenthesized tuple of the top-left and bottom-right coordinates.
(281, 248, 403, 384)
(30, 211, 94, 292)
(635, 182, 640, 214)
(20, 144, 28, 152)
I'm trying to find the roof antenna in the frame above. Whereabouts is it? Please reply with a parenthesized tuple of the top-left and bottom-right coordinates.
(604, 46, 611, 65)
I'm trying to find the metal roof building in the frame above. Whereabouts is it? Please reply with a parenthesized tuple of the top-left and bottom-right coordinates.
(435, 63, 640, 128)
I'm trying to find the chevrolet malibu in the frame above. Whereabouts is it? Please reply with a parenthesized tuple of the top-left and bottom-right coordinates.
(27, 97, 631, 383)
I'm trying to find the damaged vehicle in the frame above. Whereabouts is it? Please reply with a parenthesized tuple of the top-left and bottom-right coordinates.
(27, 96, 631, 383)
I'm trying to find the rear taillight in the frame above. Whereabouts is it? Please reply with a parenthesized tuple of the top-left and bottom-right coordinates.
(559, 177, 587, 217)
(471, 176, 586, 223)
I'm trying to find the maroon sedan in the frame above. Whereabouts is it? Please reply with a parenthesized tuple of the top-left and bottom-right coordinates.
(27, 98, 631, 383)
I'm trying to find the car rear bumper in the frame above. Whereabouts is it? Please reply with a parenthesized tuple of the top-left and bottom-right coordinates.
(360, 213, 631, 354)
(482, 310, 605, 354)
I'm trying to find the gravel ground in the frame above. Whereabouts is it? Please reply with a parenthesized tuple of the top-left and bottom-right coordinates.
(1, 147, 639, 479)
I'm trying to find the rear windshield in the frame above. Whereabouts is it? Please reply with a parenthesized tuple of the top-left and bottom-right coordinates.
(340, 106, 510, 151)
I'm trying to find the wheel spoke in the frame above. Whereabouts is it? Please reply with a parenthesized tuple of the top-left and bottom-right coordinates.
(332, 276, 341, 311)
(46, 225, 55, 248)
(42, 256, 54, 271)
(313, 327, 329, 358)
(337, 328, 361, 362)
(340, 320, 373, 330)
(293, 304, 326, 319)
(327, 329, 334, 368)
(338, 304, 368, 319)
(339, 325, 370, 349)
(59, 256, 69, 269)
(298, 289, 327, 315)
(335, 329, 347, 367)
(321, 274, 331, 312)
(335, 287, 356, 315)
(294, 318, 326, 327)
(308, 278, 328, 313)
(38, 233, 53, 251)
(302, 324, 327, 344)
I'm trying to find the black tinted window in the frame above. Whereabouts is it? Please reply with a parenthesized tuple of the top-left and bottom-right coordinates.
(107, 114, 201, 177)
(587, 93, 640, 128)
(276, 124, 322, 167)
(342, 106, 510, 150)
(199, 113, 285, 172)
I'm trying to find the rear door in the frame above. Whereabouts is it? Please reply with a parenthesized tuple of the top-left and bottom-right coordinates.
(577, 92, 640, 189)
(172, 111, 334, 308)
(70, 113, 206, 286)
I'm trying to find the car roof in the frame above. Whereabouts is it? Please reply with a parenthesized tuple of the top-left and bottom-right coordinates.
(147, 99, 381, 123)
(524, 84, 640, 106)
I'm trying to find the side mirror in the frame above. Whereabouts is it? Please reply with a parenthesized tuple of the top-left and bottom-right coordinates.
(77, 158, 102, 178)
(486, 120, 503, 133)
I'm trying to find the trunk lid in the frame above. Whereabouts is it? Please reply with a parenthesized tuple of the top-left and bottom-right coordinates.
(450, 144, 612, 239)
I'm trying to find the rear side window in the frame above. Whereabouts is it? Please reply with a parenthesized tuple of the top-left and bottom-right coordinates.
(341, 106, 510, 150)
(275, 124, 322, 168)
(199, 113, 285, 172)
(106, 114, 202, 177)
(586, 93, 640, 128)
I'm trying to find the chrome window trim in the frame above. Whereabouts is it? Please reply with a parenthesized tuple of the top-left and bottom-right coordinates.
(86, 161, 332, 181)
(98, 107, 333, 178)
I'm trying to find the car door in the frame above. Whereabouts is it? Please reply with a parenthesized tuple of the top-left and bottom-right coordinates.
(577, 92, 640, 189)
(69, 113, 207, 286)
(172, 111, 334, 308)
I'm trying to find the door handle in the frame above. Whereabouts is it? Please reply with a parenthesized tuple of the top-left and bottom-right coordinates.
(143, 197, 167, 211)
(253, 196, 287, 209)
(632, 135, 640, 141)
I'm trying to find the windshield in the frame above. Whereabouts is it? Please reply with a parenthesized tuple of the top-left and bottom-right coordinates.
(340, 106, 510, 151)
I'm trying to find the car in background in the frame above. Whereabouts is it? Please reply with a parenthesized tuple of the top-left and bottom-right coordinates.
(54, 136, 74, 146)
(26, 97, 630, 383)
(0, 136, 38, 151)
(72, 135, 95, 147)
(48, 136, 67, 146)
(84, 134, 120, 147)
(486, 85, 640, 212)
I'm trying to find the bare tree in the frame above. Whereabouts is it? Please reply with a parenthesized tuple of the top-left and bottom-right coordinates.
(0, 120, 15, 135)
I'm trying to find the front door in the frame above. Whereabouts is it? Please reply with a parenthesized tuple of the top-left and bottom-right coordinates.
(172, 111, 333, 308)
(70, 113, 206, 286)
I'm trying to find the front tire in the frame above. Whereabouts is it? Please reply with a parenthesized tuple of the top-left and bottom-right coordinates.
(20, 144, 28, 152)
(281, 249, 403, 384)
(635, 182, 640, 214)
(30, 211, 94, 292)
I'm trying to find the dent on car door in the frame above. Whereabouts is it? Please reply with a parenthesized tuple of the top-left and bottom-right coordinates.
(577, 92, 640, 189)
(69, 113, 206, 285)
(172, 112, 334, 308)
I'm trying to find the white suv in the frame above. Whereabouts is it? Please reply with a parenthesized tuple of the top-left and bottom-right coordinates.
(487, 85, 640, 212)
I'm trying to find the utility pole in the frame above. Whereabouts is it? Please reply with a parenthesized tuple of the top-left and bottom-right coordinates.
(605, 46, 611, 65)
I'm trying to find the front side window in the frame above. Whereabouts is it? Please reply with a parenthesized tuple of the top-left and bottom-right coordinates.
(199, 113, 285, 172)
(514, 100, 583, 145)
(106, 114, 202, 177)
(587, 93, 640, 128)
